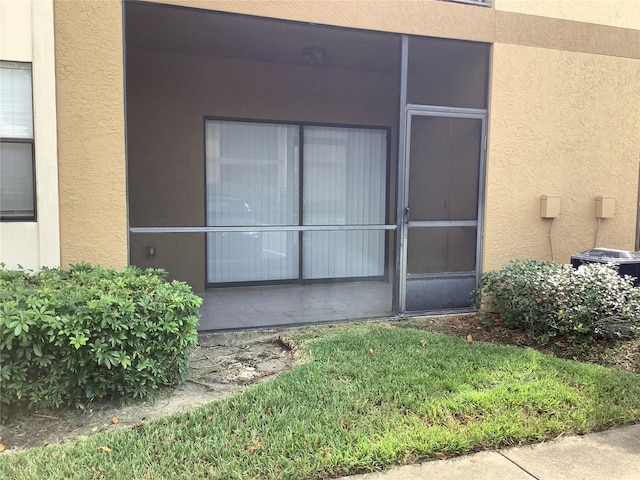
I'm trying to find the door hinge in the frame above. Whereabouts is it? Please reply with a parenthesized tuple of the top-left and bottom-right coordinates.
(483, 136, 487, 151)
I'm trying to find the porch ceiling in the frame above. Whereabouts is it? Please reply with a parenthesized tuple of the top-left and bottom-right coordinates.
(125, 2, 400, 73)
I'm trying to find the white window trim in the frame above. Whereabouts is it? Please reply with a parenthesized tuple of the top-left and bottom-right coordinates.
(32, 0, 60, 266)
(0, 0, 60, 270)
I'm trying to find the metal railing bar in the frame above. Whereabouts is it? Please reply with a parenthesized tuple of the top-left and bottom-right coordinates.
(130, 225, 398, 234)
(407, 220, 478, 228)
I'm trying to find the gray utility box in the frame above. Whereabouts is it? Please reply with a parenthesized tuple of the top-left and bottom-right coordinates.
(570, 248, 640, 287)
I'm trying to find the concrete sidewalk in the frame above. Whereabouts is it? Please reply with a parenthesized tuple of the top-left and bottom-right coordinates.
(340, 424, 640, 480)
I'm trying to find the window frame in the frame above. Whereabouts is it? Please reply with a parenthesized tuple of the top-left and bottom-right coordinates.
(203, 116, 393, 287)
(1, 61, 36, 222)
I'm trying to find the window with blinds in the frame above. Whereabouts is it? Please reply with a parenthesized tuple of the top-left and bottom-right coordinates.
(205, 119, 388, 284)
(0, 61, 35, 220)
(302, 126, 387, 279)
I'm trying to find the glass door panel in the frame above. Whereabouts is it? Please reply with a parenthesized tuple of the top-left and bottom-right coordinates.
(302, 126, 387, 280)
(206, 120, 300, 283)
(404, 111, 485, 312)
(303, 230, 386, 279)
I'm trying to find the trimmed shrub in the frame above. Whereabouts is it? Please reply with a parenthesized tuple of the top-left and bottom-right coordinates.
(0, 264, 201, 419)
(477, 259, 640, 340)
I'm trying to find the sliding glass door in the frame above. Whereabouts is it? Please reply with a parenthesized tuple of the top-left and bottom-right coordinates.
(206, 121, 299, 283)
(205, 119, 389, 285)
(302, 126, 387, 279)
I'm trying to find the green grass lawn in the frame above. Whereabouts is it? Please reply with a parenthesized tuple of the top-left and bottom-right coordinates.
(3, 323, 640, 479)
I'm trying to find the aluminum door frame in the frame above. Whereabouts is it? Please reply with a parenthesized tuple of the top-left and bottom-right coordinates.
(398, 105, 487, 314)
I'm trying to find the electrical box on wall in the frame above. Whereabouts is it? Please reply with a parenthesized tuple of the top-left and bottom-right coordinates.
(596, 196, 615, 218)
(540, 195, 561, 218)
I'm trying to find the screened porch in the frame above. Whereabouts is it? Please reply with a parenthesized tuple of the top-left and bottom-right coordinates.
(124, 1, 490, 330)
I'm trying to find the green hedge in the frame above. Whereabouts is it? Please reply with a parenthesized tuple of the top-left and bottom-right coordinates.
(0, 264, 201, 419)
(477, 259, 640, 341)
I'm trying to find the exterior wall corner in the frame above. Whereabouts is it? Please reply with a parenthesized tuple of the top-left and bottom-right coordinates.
(54, 0, 128, 269)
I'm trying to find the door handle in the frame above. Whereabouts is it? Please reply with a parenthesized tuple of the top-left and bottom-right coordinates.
(404, 207, 411, 224)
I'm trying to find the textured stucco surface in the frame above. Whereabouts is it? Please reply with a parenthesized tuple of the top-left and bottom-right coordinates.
(495, 0, 640, 30)
(495, 10, 640, 60)
(485, 43, 640, 271)
(52, 0, 639, 287)
(127, 1, 640, 288)
(147, 0, 640, 60)
(144, 0, 496, 43)
(54, 0, 127, 269)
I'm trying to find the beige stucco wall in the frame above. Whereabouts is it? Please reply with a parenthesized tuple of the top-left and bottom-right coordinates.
(44, 0, 640, 289)
(126, 49, 399, 289)
(145, 0, 495, 43)
(148, 0, 640, 55)
(0, 0, 60, 271)
(54, 0, 127, 269)
(484, 43, 640, 271)
(127, 0, 639, 289)
(495, 0, 640, 30)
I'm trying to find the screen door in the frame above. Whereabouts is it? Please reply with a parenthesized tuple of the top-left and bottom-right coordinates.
(401, 107, 486, 312)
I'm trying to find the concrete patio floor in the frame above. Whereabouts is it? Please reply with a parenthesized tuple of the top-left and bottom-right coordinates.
(197, 281, 393, 331)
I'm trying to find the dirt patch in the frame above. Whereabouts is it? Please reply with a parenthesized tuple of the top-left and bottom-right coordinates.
(405, 313, 640, 374)
(404, 314, 531, 346)
(0, 329, 298, 452)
